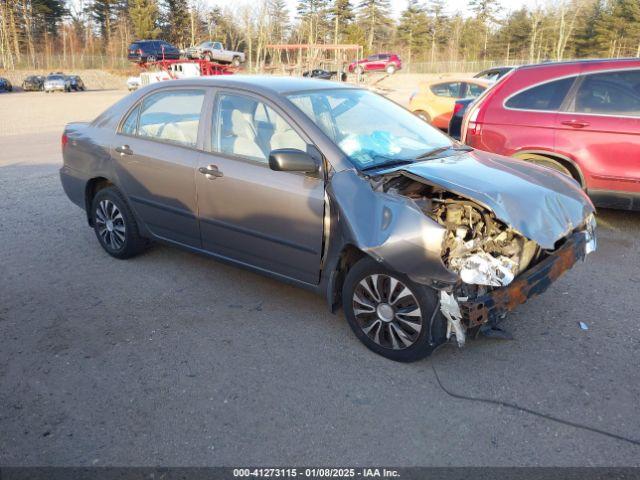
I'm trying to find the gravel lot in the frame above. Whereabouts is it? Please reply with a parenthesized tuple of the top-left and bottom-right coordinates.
(1, 88, 639, 466)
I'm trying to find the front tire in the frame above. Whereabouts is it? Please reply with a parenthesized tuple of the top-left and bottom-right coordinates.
(342, 257, 446, 362)
(91, 187, 147, 259)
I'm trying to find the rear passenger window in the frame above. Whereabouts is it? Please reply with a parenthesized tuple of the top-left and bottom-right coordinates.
(137, 89, 205, 147)
(431, 82, 462, 98)
(574, 70, 640, 116)
(506, 77, 574, 111)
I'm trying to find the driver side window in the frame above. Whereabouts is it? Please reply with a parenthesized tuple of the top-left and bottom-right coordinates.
(212, 93, 307, 163)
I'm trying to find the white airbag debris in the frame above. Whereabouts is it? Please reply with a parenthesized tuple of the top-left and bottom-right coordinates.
(453, 251, 518, 287)
(440, 291, 465, 347)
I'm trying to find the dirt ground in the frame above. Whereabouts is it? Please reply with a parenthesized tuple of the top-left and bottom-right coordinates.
(1, 87, 639, 467)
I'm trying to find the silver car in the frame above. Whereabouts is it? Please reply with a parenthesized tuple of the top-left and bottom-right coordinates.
(44, 74, 70, 93)
(60, 76, 596, 362)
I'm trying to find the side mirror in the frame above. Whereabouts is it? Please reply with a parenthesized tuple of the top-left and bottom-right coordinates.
(269, 149, 319, 173)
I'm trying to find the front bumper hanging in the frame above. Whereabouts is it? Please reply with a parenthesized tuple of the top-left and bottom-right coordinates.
(459, 231, 588, 328)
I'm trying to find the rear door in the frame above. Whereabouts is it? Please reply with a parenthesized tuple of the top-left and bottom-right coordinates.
(113, 88, 206, 247)
(555, 68, 640, 197)
(477, 75, 576, 154)
(195, 89, 325, 284)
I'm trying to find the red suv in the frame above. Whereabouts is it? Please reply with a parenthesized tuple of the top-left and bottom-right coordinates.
(348, 53, 402, 75)
(462, 58, 640, 210)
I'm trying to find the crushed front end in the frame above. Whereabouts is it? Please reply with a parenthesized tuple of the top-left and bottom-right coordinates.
(377, 169, 597, 347)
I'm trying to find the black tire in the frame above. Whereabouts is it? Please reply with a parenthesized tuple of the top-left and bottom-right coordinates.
(342, 256, 447, 362)
(91, 187, 147, 259)
(386, 64, 396, 74)
(231, 56, 241, 67)
(146, 55, 156, 63)
(356, 65, 365, 75)
(204, 52, 213, 62)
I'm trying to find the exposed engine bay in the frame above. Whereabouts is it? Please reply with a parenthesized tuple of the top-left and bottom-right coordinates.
(383, 176, 541, 288)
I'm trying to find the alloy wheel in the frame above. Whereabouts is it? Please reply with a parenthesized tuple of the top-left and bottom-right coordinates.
(95, 199, 126, 250)
(352, 274, 423, 350)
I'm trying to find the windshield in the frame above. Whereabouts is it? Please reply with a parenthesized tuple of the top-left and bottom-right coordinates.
(287, 89, 452, 170)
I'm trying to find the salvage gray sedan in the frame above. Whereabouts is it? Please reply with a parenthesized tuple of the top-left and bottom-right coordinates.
(60, 76, 596, 362)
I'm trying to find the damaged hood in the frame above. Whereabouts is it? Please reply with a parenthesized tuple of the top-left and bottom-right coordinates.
(381, 150, 595, 249)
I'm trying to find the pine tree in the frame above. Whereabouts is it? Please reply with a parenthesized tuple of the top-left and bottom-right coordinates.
(129, 0, 160, 39)
(357, 0, 392, 52)
(297, 0, 330, 44)
(331, 0, 354, 44)
(163, 0, 189, 47)
(87, 0, 127, 42)
(468, 0, 499, 58)
(397, 0, 428, 64)
(268, 0, 289, 44)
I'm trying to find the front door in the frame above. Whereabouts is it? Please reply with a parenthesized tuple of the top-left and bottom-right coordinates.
(555, 69, 640, 197)
(113, 88, 206, 247)
(196, 90, 325, 284)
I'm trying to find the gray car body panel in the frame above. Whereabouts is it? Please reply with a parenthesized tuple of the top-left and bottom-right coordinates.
(60, 76, 594, 306)
(377, 150, 595, 250)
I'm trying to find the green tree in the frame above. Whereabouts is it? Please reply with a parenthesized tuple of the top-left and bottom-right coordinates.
(297, 0, 330, 43)
(87, 0, 127, 42)
(397, 0, 428, 65)
(468, 0, 499, 58)
(163, 0, 189, 47)
(357, 0, 392, 51)
(331, 0, 355, 43)
(268, 0, 289, 44)
(129, 0, 160, 39)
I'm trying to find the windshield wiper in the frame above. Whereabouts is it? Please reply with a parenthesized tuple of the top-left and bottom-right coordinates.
(415, 144, 472, 160)
(360, 159, 414, 172)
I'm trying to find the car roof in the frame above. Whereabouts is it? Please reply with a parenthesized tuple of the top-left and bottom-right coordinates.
(144, 75, 358, 95)
(515, 58, 640, 71)
(422, 77, 491, 86)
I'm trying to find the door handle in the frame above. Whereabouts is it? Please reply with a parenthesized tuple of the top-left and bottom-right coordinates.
(115, 145, 133, 155)
(198, 165, 224, 178)
(561, 120, 590, 128)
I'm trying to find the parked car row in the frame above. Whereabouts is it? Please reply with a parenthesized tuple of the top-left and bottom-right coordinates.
(2, 73, 86, 93)
(127, 39, 246, 66)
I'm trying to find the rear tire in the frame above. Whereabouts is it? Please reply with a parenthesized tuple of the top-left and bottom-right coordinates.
(356, 65, 365, 75)
(342, 257, 447, 362)
(204, 53, 213, 62)
(231, 56, 241, 67)
(91, 187, 147, 259)
(386, 64, 396, 74)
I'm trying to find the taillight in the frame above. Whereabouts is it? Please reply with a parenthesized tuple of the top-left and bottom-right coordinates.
(466, 106, 482, 136)
(61, 133, 68, 149)
(137, 49, 143, 55)
(453, 102, 464, 115)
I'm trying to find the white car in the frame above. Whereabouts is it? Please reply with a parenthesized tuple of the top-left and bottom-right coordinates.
(44, 74, 70, 93)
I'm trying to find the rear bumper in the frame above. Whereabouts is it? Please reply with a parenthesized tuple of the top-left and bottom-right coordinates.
(459, 231, 587, 327)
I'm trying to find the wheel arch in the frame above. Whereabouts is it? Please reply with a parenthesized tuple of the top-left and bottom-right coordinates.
(84, 177, 114, 226)
(512, 149, 585, 188)
(324, 243, 369, 313)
